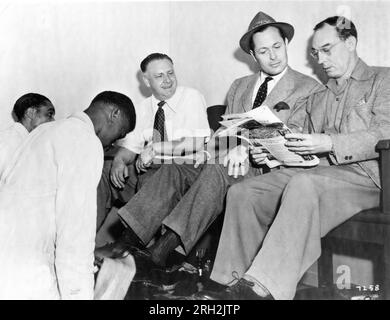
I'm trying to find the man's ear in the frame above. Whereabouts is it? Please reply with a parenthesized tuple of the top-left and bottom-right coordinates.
(110, 107, 121, 123)
(249, 50, 257, 63)
(345, 36, 357, 52)
(25, 107, 37, 120)
(142, 73, 151, 88)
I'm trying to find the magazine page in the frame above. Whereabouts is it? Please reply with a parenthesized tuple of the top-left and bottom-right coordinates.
(217, 105, 319, 168)
(221, 104, 282, 124)
(251, 136, 319, 167)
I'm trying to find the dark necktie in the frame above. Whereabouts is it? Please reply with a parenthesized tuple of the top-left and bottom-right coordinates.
(252, 76, 273, 109)
(153, 101, 168, 142)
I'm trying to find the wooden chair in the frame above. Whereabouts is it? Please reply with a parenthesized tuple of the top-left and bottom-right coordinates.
(318, 139, 390, 299)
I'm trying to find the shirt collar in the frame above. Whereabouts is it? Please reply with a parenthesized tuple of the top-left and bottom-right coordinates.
(69, 111, 95, 133)
(151, 86, 183, 113)
(326, 58, 373, 92)
(12, 122, 29, 136)
(349, 58, 374, 81)
(259, 66, 288, 85)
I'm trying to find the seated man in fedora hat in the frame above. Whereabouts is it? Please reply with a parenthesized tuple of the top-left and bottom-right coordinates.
(96, 11, 323, 271)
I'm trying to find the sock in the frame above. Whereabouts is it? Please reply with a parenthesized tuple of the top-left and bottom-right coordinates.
(243, 274, 270, 297)
(148, 228, 181, 266)
(120, 226, 144, 248)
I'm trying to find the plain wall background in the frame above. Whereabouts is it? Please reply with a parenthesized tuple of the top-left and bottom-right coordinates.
(1, 0, 390, 130)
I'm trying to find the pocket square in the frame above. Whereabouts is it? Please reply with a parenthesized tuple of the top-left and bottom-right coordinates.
(273, 101, 290, 112)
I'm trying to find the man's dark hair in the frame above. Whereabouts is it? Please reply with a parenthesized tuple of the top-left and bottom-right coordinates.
(314, 16, 358, 42)
(249, 25, 287, 52)
(140, 53, 173, 72)
(91, 91, 136, 132)
(13, 93, 52, 122)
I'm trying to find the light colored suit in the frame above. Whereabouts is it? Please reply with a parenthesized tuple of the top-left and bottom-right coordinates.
(226, 66, 323, 123)
(210, 59, 390, 299)
(302, 60, 390, 187)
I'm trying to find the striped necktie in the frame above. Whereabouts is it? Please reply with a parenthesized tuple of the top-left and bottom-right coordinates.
(153, 101, 168, 142)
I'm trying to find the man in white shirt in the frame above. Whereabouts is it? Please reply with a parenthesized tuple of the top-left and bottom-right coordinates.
(96, 53, 210, 232)
(0, 91, 136, 299)
(0, 93, 55, 176)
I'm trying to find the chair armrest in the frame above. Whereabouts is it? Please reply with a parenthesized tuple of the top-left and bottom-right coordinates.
(376, 139, 390, 213)
(207, 105, 227, 132)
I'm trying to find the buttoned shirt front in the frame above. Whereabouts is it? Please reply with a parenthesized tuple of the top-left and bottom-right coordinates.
(116, 86, 210, 154)
(0, 112, 102, 299)
(0, 122, 28, 176)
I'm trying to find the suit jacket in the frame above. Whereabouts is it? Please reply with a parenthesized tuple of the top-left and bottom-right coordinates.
(299, 59, 390, 188)
(226, 66, 323, 124)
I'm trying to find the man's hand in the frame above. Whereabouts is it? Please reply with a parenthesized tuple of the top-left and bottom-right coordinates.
(110, 159, 128, 189)
(194, 150, 211, 168)
(135, 157, 149, 173)
(134, 144, 156, 174)
(223, 145, 249, 178)
(140, 144, 155, 166)
(285, 133, 333, 155)
(249, 145, 269, 165)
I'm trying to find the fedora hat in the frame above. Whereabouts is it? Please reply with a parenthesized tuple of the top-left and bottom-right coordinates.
(239, 11, 294, 54)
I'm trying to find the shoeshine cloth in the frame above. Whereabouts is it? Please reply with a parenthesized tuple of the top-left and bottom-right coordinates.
(94, 255, 136, 300)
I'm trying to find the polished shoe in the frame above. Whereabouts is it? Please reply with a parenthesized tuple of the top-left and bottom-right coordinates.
(194, 278, 273, 300)
(95, 227, 145, 262)
(95, 241, 132, 262)
(131, 247, 167, 279)
(193, 289, 226, 300)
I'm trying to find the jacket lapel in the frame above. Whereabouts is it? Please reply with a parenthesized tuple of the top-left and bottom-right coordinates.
(264, 67, 295, 109)
(339, 60, 375, 127)
(241, 74, 259, 112)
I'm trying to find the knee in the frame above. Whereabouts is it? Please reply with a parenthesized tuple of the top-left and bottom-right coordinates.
(285, 172, 316, 194)
(155, 163, 180, 177)
(227, 181, 254, 202)
(202, 164, 221, 176)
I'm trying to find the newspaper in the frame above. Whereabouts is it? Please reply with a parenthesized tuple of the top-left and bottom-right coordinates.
(217, 105, 319, 168)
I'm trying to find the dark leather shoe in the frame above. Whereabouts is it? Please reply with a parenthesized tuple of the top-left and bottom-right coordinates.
(193, 289, 226, 300)
(131, 247, 166, 279)
(95, 227, 144, 262)
(95, 240, 132, 262)
(194, 278, 273, 300)
(226, 278, 271, 300)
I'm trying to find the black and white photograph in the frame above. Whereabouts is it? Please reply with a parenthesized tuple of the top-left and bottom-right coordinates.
(0, 0, 389, 306)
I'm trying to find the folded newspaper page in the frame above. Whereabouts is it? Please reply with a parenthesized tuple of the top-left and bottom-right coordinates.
(217, 105, 319, 168)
